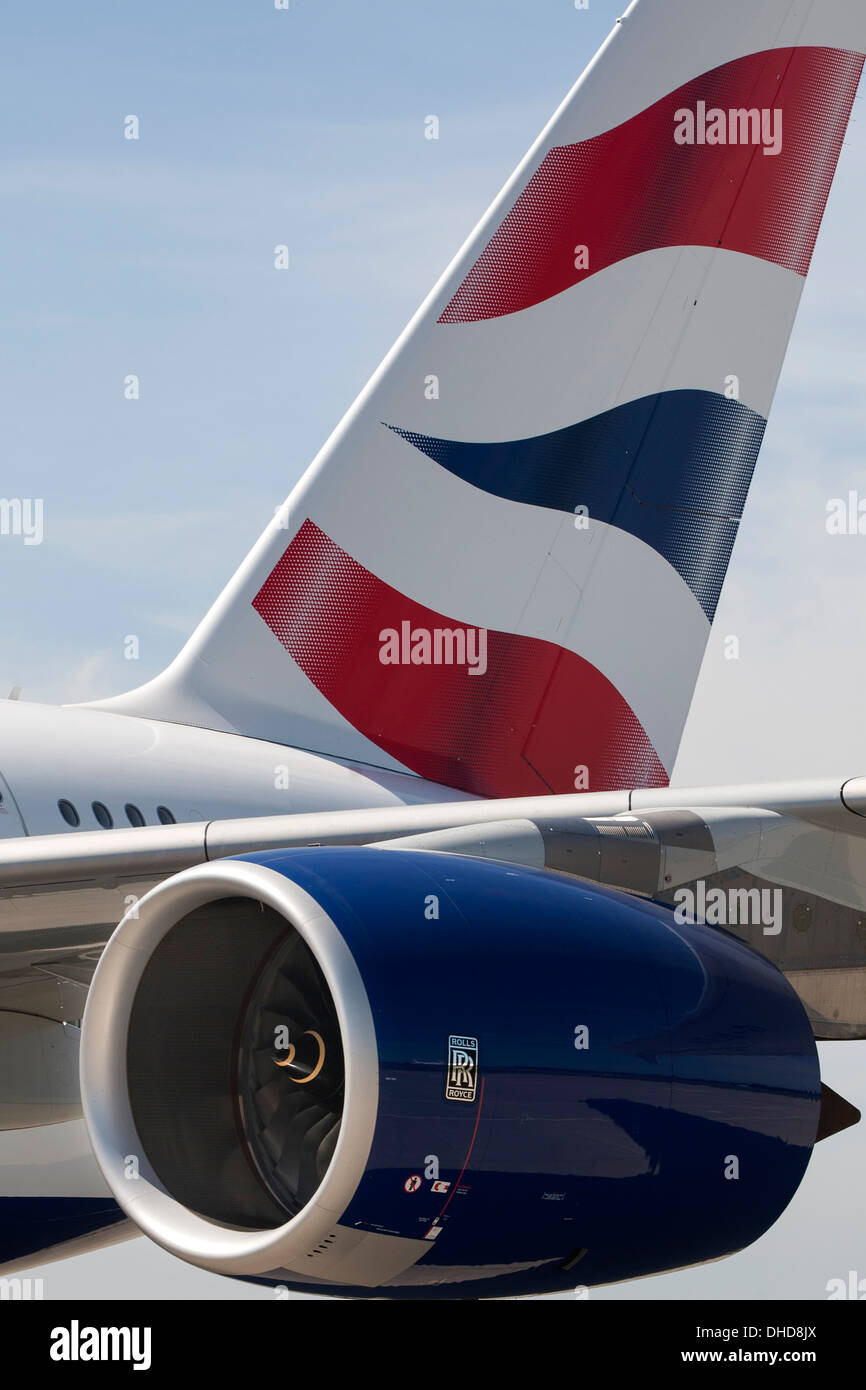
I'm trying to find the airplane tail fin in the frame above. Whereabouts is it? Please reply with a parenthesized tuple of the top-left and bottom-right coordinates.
(88, 0, 865, 797)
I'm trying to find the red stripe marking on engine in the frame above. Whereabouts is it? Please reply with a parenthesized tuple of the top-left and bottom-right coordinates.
(437, 1076, 486, 1223)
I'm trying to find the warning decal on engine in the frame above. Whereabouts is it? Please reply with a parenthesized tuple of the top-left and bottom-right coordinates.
(445, 1035, 479, 1102)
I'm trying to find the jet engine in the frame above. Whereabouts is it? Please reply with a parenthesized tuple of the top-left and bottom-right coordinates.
(81, 846, 822, 1299)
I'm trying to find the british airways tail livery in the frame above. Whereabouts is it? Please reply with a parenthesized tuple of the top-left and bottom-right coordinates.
(88, 0, 863, 799)
(1, 0, 865, 1302)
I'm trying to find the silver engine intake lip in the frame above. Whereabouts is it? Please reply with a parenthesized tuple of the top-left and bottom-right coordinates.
(80, 859, 379, 1276)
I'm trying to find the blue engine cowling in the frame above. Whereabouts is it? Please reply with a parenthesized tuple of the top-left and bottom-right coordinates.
(81, 845, 820, 1300)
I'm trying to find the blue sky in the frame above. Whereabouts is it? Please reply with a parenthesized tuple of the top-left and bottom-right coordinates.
(0, 0, 618, 704)
(4, 1, 866, 1300)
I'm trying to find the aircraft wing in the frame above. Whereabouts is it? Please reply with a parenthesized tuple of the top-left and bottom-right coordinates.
(3, 775, 866, 1040)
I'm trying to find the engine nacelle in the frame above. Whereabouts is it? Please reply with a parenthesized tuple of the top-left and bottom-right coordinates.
(81, 846, 820, 1299)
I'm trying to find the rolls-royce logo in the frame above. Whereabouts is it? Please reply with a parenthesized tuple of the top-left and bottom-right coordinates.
(445, 1034, 478, 1102)
(274, 1029, 326, 1084)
